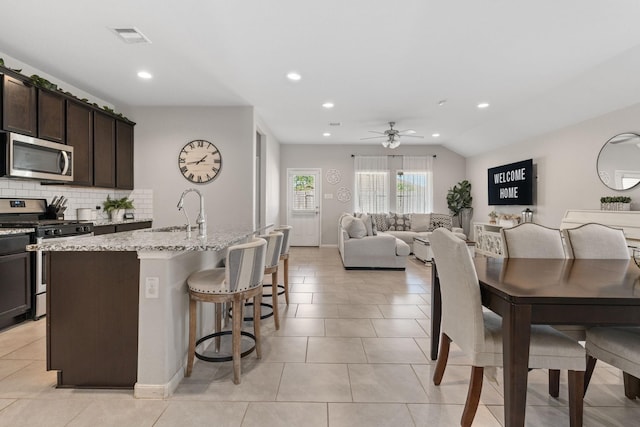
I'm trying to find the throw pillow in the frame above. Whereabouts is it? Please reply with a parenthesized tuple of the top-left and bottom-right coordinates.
(341, 216, 367, 238)
(388, 212, 411, 231)
(355, 212, 374, 236)
(410, 213, 431, 232)
(370, 213, 389, 232)
(428, 213, 453, 231)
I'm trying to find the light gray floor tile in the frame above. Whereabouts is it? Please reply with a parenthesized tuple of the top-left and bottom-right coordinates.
(384, 294, 428, 305)
(0, 398, 91, 427)
(362, 338, 428, 364)
(277, 363, 351, 402)
(270, 318, 325, 337)
(377, 305, 428, 319)
(337, 304, 384, 319)
(329, 402, 416, 427)
(296, 304, 339, 318)
(408, 403, 501, 427)
(154, 401, 248, 427)
(372, 319, 428, 337)
(325, 319, 376, 337)
(67, 399, 169, 427)
(260, 336, 308, 362)
(349, 364, 428, 403)
(307, 337, 366, 363)
(0, 361, 57, 399)
(242, 402, 327, 427)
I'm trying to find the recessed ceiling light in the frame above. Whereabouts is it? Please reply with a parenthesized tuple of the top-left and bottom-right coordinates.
(110, 27, 151, 44)
(137, 71, 152, 79)
(323, 132, 331, 137)
(286, 72, 301, 81)
(432, 133, 440, 137)
(477, 102, 490, 109)
(322, 102, 334, 109)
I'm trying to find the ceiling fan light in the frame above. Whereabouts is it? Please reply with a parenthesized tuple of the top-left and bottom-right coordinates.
(389, 139, 401, 149)
(381, 140, 390, 148)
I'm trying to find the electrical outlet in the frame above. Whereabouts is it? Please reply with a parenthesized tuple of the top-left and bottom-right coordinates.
(145, 277, 159, 299)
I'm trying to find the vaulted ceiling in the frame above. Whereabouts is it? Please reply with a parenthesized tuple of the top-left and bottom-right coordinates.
(2, 0, 640, 156)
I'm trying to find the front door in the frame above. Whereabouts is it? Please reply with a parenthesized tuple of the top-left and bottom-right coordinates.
(287, 169, 321, 246)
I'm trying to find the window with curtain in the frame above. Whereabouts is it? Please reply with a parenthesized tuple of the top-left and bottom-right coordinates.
(396, 156, 433, 213)
(354, 156, 389, 213)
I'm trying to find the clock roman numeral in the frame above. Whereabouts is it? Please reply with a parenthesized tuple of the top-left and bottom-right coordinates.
(214, 158, 221, 164)
(197, 175, 203, 183)
(197, 140, 204, 147)
(206, 174, 212, 180)
(179, 157, 186, 163)
(188, 142, 194, 150)
(180, 166, 188, 173)
(189, 173, 194, 180)
(212, 167, 219, 173)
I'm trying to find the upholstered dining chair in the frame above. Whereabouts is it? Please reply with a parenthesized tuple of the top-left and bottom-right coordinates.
(501, 222, 577, 397)
(585, 327, 640, 400)
(501, 222, 568, 258)
(271, 225, 292, 305)
(563, 223, 637, 399)
(562, 222, 629, 259)
(185, 237, 267, 384)
(430, 228, 586, 427)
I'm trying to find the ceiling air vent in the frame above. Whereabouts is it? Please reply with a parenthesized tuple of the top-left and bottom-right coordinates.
(329, 122, 342, 127)
(110, 27, 151, 44)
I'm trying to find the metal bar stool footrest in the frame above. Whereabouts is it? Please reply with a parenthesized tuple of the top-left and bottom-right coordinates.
(228, 303, 274, 321)
(194, 331, 256, 362)
(262, 283, 286, 298)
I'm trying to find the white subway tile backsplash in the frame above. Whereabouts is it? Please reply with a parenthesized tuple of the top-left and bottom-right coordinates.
(0, 179, 153, 220)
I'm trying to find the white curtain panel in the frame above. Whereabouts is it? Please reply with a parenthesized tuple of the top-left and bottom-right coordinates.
(398, 156, 433, 213)
(354, 156, 389, 213)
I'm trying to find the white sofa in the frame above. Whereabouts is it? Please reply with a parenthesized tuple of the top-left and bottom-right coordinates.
(338, 214, 410, 269)
(380, 213, 467, 252)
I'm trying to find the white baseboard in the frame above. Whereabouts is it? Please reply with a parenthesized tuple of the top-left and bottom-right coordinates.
(134, 367, 184, 399)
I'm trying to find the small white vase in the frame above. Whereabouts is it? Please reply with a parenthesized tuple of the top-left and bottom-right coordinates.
(110, 209, 125, 222)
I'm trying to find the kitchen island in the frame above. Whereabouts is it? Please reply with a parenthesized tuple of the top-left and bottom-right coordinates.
(27, 225, 267, 398)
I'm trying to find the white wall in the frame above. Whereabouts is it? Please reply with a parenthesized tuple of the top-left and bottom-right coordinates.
(255, 115, 281, 228)
(280, 144, 466, 246)
(128, 106, 262, 228)
(466, 102, 640, 230)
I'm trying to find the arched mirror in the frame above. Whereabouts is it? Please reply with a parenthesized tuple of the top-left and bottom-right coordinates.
(597, 132, 640, 190)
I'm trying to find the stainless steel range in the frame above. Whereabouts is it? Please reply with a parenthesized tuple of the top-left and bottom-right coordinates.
(0, 198, 93, 319)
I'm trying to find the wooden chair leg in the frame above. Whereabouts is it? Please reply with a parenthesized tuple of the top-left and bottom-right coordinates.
(623, 372, 640, 400)
(433, 333, 452, 385)
(584, 355, 597, 395)
(567, 370, 584, 427)
(461, 366, 484, 427)
(215, 302, 222, 352)
(272, 270, 280, 330)
(232, 296, 244, 384)
(186, 297, 197, 377)
(549, 369, 560, 398)
(254, 293, 262, 359)
(283, 257, 290, 305)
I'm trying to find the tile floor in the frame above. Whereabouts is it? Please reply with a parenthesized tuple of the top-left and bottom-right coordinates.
(1, 247, 639, 426)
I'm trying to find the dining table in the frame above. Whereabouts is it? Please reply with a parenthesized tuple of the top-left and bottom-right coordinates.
(430, 256, 640, 427)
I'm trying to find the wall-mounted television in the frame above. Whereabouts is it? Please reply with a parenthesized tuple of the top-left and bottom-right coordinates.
(488, 159, 534, 205)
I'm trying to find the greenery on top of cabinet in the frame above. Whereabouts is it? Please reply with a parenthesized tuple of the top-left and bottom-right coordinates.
(0, 58, 133, 124)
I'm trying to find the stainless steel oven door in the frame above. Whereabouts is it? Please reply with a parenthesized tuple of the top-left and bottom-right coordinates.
(35, 233, 93, 319)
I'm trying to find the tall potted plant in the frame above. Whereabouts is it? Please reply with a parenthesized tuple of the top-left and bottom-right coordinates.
(447, 180, 473, 237)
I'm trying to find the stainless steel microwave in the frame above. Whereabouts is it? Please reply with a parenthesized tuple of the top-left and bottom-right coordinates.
(1, 132, 74, 182)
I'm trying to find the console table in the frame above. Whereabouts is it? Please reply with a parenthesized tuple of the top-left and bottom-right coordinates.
(473, 222, 505, 257)
(560, 210, 640, 247)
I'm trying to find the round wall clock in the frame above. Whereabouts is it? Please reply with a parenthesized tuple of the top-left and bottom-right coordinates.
(178, 139, 222, 184)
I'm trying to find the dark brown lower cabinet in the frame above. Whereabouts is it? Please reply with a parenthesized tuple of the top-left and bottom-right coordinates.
(47, 251, 139, 388)
(0, 234, 31, 330)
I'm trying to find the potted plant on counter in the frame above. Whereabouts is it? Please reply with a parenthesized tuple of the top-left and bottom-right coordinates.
(103, 195, 134, 221)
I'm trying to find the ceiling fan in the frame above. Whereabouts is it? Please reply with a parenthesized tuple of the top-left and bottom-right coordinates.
(361, 121, 424, 149)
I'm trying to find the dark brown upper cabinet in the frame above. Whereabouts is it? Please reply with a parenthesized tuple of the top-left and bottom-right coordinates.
(116, 120, 134, 190)
(1, 75, 37, 136)
(93, 111, 116, 188)
(66, 100, 93, 186)
(38, 89, 66, 143)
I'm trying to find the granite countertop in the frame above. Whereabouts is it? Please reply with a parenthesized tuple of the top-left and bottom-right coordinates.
(89, 218, 154, 227)
(0, 228, 35, 236)
(26, 224, 268, 252)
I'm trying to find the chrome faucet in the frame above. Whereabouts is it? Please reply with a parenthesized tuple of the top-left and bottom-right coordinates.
(177, 188, 207, 238)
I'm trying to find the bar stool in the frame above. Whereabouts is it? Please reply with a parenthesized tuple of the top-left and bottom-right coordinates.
(270, 225, 292, 305)
(185, 237, 267, 384)
(239, 232, 284, 329)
